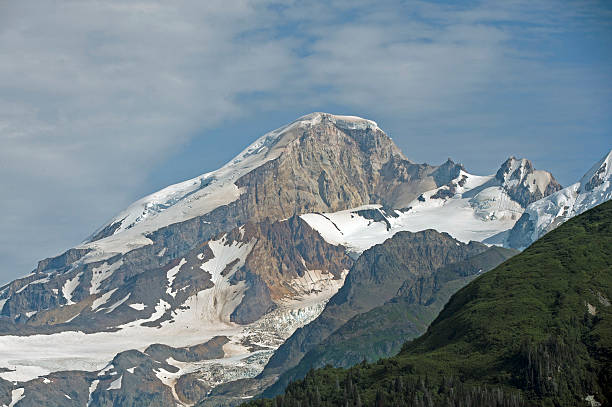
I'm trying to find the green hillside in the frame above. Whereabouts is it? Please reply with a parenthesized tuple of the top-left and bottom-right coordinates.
(244, 200, 612, 407)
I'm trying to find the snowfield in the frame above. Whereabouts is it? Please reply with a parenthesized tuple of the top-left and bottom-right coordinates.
(302, 171, 522, 253)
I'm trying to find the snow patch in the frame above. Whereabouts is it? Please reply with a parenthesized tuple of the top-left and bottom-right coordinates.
(98, 364, 113, 376)
(120, 299, 171, 328)
(105, 293, 131, 314)
(0, 299, 8, 313)
(585, 395, 602, 407)
(128, 303, 146, 311)
(302, 172, 519, 253)
(90, 260, 123, 295)
(166, 258, 186, 298)
(107, 375, 122, 390)
(62, 272, 83, 305)
(91, 289, 118, 311)
(8, 388, 24, 407)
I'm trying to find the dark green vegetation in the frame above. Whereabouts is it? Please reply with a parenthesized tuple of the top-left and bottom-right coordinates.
(245, 200, 612, 407)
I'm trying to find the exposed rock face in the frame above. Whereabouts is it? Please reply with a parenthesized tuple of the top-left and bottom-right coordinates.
(144, 336, 228, 363)
(376, 156, 463, 207)
(36, 248, 92, 274)
(0, 216, 351, 334)
(0, 215, 352, 406)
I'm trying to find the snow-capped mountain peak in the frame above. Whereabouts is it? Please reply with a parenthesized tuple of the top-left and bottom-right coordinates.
(86, 113, 384, 246)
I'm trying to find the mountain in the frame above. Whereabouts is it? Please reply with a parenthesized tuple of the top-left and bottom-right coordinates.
(257, 231, 493, 379)
(244, 200, 612, 407)
(0, 113, 472, 405)
(0, 112, 565, 405)
(507, 150, 612, 249)
(253, 242, 516, 402)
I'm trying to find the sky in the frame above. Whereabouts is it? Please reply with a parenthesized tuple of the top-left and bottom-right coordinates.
(0, 0, 611, 284)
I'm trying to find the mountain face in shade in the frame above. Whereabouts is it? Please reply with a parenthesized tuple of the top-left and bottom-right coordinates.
(244, 200, 612, 407)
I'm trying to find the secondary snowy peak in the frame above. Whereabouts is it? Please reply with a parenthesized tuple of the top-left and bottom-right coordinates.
(507, 149, 612, 249)
(495, 156, 562, 207)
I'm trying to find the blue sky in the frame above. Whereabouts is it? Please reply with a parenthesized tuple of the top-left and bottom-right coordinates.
(0, 0, 611, 283)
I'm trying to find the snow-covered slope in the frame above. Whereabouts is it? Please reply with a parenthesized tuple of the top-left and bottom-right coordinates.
(302, 161, 558, 254)
(507, 149, 612, 249)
